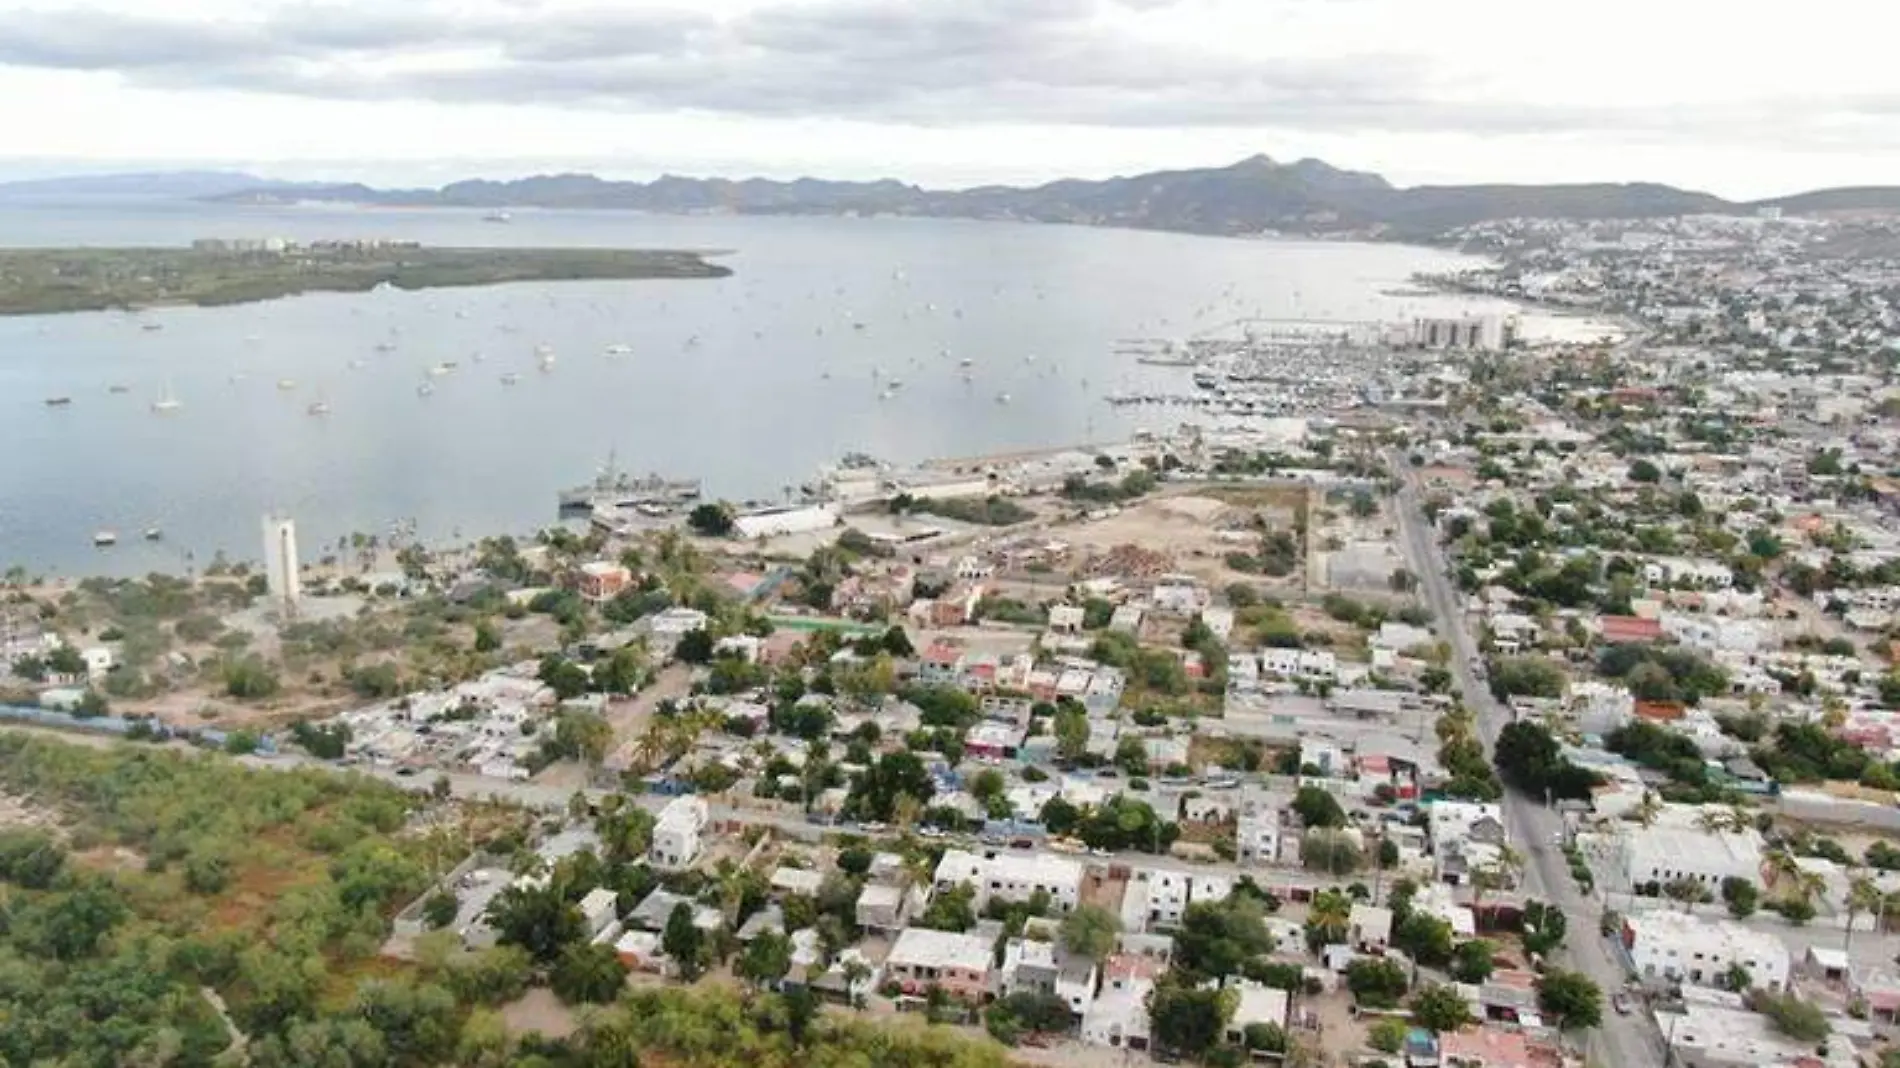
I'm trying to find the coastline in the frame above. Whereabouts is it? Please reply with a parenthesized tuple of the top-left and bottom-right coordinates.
(0, 245, 732, 316)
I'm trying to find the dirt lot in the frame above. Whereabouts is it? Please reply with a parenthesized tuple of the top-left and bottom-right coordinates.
(1059, 494, 1298, 589)
(499, 987, 579, 1040)
(604, 662, 694, 752)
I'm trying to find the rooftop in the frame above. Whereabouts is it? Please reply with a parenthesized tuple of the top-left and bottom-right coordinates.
(888, 927, 995, 974)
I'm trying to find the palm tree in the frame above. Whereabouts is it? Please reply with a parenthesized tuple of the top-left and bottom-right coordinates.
(1633, 791, 1663, 828)
(1845, 874, 1884, 956)
(1306, 889, 1352, 952)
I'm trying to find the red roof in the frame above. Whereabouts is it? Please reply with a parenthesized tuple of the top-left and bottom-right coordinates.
(922, 643, 963, 666)
(1438, 1027, 1542, 1068)
(1633, 700, 1686, 722)
(1599, 615, 1663, 643)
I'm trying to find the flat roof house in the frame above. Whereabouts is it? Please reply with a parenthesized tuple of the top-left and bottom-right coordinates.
(885, 927, 996, 1004)
(934, 849, 1082, 913)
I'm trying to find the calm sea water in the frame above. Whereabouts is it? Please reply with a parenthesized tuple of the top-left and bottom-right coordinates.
(0, 199, 1536, 576)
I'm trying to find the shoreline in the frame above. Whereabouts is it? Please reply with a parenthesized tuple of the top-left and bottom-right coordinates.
(0, 244, 732, 317)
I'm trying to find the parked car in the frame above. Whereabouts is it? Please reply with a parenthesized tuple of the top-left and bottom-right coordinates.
(1612, 993, 1632, 1016)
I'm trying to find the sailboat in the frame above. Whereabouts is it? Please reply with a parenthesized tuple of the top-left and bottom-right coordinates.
(150, 383, 182, 413)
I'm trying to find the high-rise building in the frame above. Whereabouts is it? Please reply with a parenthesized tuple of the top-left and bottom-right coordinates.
(261, 514, 301, 609)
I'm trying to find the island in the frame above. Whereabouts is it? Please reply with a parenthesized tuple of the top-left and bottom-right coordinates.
(0, 240, 732, 314)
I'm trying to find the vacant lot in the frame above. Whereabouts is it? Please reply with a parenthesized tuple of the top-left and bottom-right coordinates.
(1060, 493, 1291, 588)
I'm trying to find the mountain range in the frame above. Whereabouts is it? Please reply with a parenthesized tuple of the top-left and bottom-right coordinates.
(9, 156, 1899, 239)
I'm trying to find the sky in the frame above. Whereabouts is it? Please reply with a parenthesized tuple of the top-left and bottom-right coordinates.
(0, 0, 1893, 197)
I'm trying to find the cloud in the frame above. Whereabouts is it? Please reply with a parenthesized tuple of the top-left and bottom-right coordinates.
(0, 0, 1884, 149)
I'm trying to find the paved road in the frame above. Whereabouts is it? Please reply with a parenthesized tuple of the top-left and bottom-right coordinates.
(1393, 463, 1660, 1068)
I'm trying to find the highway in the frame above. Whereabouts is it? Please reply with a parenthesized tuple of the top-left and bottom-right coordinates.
(1393, 462, 1664, 1068)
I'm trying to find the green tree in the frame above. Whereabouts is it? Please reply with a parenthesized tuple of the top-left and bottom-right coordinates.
(221, 656, 281, 699)
(663, 901, 706, 980)
(1537, 968, 1603, 1030)
(1451, 939, 1496, 984)
(737, 929, 793, 988)
(543, 709, 613, 764)
(1292, 785, 1346, 828)
(423, 890, 459, 929)
(1058, 904, 1122, 963)
(1368, 1017, 1408, 1053)
(537, 655, 591, 699)
(1300, 828, 1363, 874)
(1053, 705, 1090, 760)
(1750, 990, 1829, 1042)
(1721, 876, 1758, 918)
(1410, 982, 1474, 1033)
(687, 502, 737, 537)
(486, 882, 583, 964)
(1175, 896, 1275, 980)
(921, 882, 977, 932)
(551, 942, 628, 1004)
(1345, 957, 1409, 1008)
(1394, 912, 1455, 968)
(1148, 977, 1235, 1060)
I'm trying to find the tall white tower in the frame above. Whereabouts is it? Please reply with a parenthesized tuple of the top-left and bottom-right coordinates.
(262, 514, 301, 610)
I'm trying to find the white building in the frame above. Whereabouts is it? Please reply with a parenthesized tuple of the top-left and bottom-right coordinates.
(649, 795, 709, 870)
(933, 849, 1081, 912)
(1625, 910, 1791, 992)
(1225, 981, 1291, 1045)
(262, 514, 301, 609)
(1082, 954, 1162, 1049)
(1623, 823, 1764, 892)
(1258, 648, 1338, 682)
(732, 503, 839, 540)
(579, 887, 621, 938)
(1412, 315, 1505, 352)
(1149, 575, 1206, 617)
(1120, 867, 1233, 932)
(1236, 791, 1283, 867)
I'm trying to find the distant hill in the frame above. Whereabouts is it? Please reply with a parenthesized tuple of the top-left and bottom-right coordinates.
(23, 156, 1895, 238)
(0, 170, 281, 200)
(203, 155, 1756, 239)
(1752, 187, 1900, 215)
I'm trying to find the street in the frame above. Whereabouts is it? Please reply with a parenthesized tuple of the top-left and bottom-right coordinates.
(1393, 463, 1663, 1068)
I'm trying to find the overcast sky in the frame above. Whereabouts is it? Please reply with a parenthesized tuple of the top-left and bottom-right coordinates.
(0, 0, 1892, 197)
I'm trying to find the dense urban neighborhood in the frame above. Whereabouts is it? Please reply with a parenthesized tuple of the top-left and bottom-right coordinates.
(10, 205, 1900, 1068)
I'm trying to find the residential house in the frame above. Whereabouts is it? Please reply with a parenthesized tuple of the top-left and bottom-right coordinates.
(1002, 933, 1099, 1020)
(579, 887, 621, 939)
(577, 561, 634, 603)
(934, 849, 1082, 912)
(1224, 980, 1290, 1046)
(856, 880, 927, 932)
(1236, 791, 1284, 866)
(1120, 868, 1232, 932)
(1349, 904, 1394, 951)
(885, 927, 996, 1003)
(1048, 604, 1087, 634)
(649, 795, 709, 870)
(1081, 954, 1161, 1049)
(1624, 910, 1791, 991)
